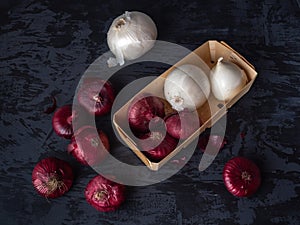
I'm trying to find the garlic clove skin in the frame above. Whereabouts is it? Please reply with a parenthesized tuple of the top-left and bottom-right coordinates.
(107, 11, 157, 67)
(164, 64, 211, 111)
(210, 57, 247, 102)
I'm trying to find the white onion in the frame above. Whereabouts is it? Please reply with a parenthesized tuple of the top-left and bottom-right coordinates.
(107, 11, 157, 67)
(210, 57, 247, 101)
(164, 64, 211, 111)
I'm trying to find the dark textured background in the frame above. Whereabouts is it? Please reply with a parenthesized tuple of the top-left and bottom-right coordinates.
(1, 0, 300, 224)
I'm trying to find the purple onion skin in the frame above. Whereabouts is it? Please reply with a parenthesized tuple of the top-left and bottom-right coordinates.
(32, 157, 74, 199)
(128, 96, 165, 133)
(77, 79, 115, 116)
(165, 110, 200, 139)
(223, 157, 261, 197)
(139, 131, 178, 162)
(85, 175, 125, 212)
(52, 105, 73, 139)
(67, 126, 110, 166)
(198, 134, 227, 153)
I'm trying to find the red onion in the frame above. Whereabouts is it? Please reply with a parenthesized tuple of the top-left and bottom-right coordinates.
(165, 110, 200, 139)
(139, 131, 178, 162)
(198, 134, 227, 153)
(32, 157, 74, 198)
(67, 126, 110, 166)
(223, 156, 261, 197)
(43, 95, 57, 114)
(77, 78, 115, 116)
(128, 95, 165, 133)
(52, 104, 74, 139)
(85, 175, 125, 212)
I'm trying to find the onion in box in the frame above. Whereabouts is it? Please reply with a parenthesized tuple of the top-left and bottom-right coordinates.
(164, 64, 211, 111)
(210, 57, 247, 101)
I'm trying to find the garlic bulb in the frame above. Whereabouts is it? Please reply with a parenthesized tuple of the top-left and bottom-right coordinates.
(210, 57, 248, 101)
(164, 64, 211, 111)
(107, 11, 157, 67)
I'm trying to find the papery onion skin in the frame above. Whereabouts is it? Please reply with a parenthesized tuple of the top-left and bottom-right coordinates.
(210, 57, 247, 101)
(85, 175, 125, 212)
(32, 157, 74, 198)
(164, 64, 211, 111)
(223, 156, 261, 197)
(198, 134, 227, 153)
(128, 95, 165, 133)
(77, 78, 115, 116)
(139, 131, 178, 162)
(67, 126, 110, 166)
(52, 105, 73, 139)
(165, 110, 200, 139)
(107, 11, 157, 66)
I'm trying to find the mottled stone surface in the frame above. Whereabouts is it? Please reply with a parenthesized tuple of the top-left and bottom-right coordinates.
(0, 0, 299, 224)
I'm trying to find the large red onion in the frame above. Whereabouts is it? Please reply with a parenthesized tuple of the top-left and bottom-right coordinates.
(32, 157, 74, 198)
(165, 110, 200, 139)
(67, 126, 110, 166)
(52, 104, 74, 139)
(198, 134, 227, 153)
(77, 78, 115, 116)
(139, 131, 178, 162)
(85, 175, 125, 212)
(223, 156, 261, 197)
(128, 95, 165, 133)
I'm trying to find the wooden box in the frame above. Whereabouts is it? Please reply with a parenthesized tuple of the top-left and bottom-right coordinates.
(112, 40, 258, 171)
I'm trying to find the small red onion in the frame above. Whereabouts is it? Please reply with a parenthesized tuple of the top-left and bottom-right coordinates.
(77, 78, 115, 116)
(52, 104, 74, 139)
(85, 175, 125, 212)
(223, 156, 261, 197)
(198, 134, 227, 153)
(32, 157, 74, 198)
(128, 95, 165, 133)
(139, 131, 178, 162)
(67, 126, 110, 166)
(165, 110, 200, 139)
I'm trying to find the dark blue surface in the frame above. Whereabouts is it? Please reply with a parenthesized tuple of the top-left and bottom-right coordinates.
(1, 0, 300, 224)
